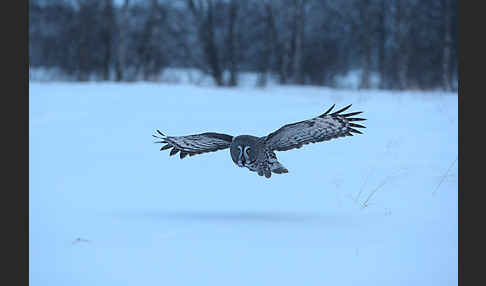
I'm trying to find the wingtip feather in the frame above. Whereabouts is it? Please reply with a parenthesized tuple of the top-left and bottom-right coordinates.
(347, 117, 366, 121)
(332, 104, 352, 115)
(321, 104, 336, 116)
(349, 123, 366, 128)
(349, 128, 363, 134)
(341, 111, 363, 117)
(160, 144, 172, 151)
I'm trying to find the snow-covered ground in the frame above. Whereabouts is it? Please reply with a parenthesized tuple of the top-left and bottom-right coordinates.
(29, 82, 457, 286)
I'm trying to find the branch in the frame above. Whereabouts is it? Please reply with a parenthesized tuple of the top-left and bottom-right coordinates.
(432, 157, 458, 195)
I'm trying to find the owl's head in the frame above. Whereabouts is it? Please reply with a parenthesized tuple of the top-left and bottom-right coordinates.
(230, 135, 259, 167)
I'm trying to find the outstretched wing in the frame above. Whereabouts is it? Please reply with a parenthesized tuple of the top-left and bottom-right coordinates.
(264, 104, 366, 152)
(153, 130, 233, 159)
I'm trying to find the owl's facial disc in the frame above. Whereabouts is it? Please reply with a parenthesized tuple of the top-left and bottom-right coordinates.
(244, 146, 251, 155)
(234, 143, 254, 168)
(236, 145, 245, 167)
(241, 153, 246, 165)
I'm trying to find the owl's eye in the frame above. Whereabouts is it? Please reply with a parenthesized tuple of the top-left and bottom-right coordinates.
(245, 147, 251, 154)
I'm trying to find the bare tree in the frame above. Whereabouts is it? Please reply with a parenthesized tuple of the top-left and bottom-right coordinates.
(187, 0, 223, 85)
(75, 0, 103, 81)
(256, 0, 279, 86)
(392, 0, 414, 90)
(226, 0, 239, 86)
(114, 0, 130, 81)
(377, 0, 387, 89)
(358, 0, 372, 89)
(133, 0, 169, 81)
(291, 0, 305, 84)
(101, 0, 115, 80)
(441, 0, 453, 90)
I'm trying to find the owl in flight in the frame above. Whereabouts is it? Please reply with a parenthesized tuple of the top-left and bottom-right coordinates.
(153, 104, 365, 178)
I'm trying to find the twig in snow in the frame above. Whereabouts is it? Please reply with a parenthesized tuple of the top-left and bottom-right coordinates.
(432, 157, 458, 196)
(354, 168, 374, 204)
(361, 177, 389, 209)
(72, 237, 91, 244)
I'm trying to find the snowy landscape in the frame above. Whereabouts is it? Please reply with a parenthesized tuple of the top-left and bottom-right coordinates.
(29, 80, 457, 285)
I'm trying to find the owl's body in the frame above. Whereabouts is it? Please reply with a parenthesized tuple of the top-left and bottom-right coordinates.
(153, 104, 366, 178)
(230, 135, 288, 177)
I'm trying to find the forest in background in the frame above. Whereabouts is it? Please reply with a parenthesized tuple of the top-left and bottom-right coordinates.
(29, 0, 457, 90)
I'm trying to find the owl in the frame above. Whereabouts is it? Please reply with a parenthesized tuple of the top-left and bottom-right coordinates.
(153, 104, 366, 178)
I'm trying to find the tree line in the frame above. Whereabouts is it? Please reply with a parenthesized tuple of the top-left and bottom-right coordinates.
(29, 0, 457, 90)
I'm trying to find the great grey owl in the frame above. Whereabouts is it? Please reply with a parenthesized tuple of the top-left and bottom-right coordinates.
(153, 104, 366, 178)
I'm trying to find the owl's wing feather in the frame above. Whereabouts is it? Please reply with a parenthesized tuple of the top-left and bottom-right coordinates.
(153, 130, 233, 159)
(264, 104, 366, 152)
